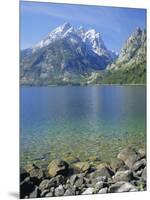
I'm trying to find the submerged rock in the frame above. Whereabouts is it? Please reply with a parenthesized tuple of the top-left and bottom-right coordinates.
(117, 147, 142, 168)
(62, 155, 80, 164)
(110, 159, 125, 172)
(48, 159, 69, 177)
(95, 163, 114, 178)
(87, 156, 101, 162)
(138, 149, 146, 158)
(24, 163, 37, 173)
(73, 162, 91, 172)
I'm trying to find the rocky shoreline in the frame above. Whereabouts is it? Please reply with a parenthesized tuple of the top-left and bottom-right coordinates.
(20, 147, 146, 198)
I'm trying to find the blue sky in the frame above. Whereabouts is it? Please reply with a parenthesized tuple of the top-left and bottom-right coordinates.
(20, 1, 146, 52)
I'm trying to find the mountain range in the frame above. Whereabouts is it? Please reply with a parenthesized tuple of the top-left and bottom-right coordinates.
(20, 23, 146, 85)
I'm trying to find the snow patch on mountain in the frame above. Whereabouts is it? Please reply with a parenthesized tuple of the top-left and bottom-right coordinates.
(32, 22, 117, 61)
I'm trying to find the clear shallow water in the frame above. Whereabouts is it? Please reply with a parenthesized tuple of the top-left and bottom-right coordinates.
(20, 86, 146, 166)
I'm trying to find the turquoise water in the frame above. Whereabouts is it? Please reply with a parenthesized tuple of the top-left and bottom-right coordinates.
(20, 85, 146, 166)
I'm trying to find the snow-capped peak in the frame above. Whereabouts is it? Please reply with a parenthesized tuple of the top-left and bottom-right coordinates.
(32, 22, 73, 51)
(81, 28, 109, 57)
(51, 22, 72, 35)
(32, 23, 114, 61)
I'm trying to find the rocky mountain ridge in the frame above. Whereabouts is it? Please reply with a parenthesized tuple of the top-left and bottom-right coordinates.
(89, 27, 146, 84)
(20, 24, 146, 85)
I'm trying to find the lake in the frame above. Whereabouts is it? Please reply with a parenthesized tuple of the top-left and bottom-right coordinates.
(20, 85, 146, 167)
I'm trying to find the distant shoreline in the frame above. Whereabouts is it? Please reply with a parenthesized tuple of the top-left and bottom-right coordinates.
(20, 84, 146, 87)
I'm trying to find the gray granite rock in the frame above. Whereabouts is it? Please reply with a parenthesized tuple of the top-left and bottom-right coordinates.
(109, 181, 138, 193)
(75, 177, 84, 188)
(55, 184, 65, 196)
(29, 168, 44, 180)
(40, 189, 50, 197)
(45, 192, 53, 197)
(55, 175, 65, 185)
(98, 187, 108, 194)
(95, 181, 104, 190)
(132, 159, 146, 172)
(64, 188, 75, 196)
(82, 187, 94, 195)
(69, 174, 78, 185)
(141, 167, 146, 181)
(113, 170, 132, 182)
(39, 179, 51, 191)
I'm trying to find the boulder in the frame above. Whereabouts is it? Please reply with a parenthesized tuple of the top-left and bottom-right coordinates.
(112, 170, 132, 182)
(109, 181, 138, 193)
(135, 169, 144, 177)
(132, 159, 146, 172)
(29, 186, 39, 198)
(24, 163, 44, 182)
(98, 187, 108, 194)
(138, 149, 146, 158)
(89, 171, 107, 182)
(24, 163, 37, 173)
(141, 167, 146, 181)
(55, 175, 65, 186)
(117, 147, 142, 168)
(94, 181, 104, 191)
(82, 187, 94, 195)
(55, 184, 65, 196)
(48, 159, 69, 177)
(96, 163, 110, 170)
(110, 159, 125, 172)
(69, 174, 78, 185)
(45, 192, 54, 197)
(73, 162, 91, 172)
(74, 177, 85, 188)
(94, 163, 114, 178)
(29, 167, 44, 180)
(64, 188, 75, 196)
(40, 189, 50, 197)
(39, 179, 51, 191)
